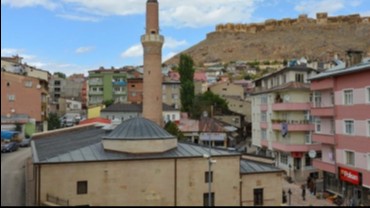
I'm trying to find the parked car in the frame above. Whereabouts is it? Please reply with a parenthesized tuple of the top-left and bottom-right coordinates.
(19, 137, 31, 147)
(1, 142, 19, 153)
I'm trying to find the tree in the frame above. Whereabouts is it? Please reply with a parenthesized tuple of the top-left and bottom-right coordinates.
(47, 112, 61, 130)
(190, 91, 229, 119)
(178, 54, 195, 114)
(164, 121, 185, 140)
(103, 99, 114, 107)
(54, 72, 66, 79)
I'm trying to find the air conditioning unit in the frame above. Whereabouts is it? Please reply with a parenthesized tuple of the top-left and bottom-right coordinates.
(36, 84, 41, 89)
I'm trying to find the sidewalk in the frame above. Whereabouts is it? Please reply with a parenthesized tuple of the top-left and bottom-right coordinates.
(282, 179, 336, 206)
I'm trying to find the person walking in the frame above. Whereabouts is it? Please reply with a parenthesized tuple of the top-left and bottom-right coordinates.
(301, 184, 306, 201)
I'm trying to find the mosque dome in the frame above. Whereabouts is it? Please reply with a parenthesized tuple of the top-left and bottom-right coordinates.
(102, 117, 177, 154)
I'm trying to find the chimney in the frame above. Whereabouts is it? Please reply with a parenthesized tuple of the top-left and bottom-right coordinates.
(346, 49, 363, 67)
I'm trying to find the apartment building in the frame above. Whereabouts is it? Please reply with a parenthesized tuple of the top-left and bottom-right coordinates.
(1, 71, 48, 131)
(310, 59, 370, 206)
(251, 66, 320, 182)
(162, 80, 181, 110)
(88, 68, 128, 105)
(127, 78, 143, 104)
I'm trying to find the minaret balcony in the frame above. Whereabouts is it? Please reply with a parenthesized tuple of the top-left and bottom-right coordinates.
(141, 34, 164, 43)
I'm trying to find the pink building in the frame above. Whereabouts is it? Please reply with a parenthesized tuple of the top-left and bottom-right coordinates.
(310, 59, 370, 206)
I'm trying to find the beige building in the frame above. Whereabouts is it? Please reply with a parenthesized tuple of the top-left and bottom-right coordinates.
(251, 66, 320, 182)
(209, 81, 245, 99)
(162, 80, 181, 110)
(29, 117, 283, 206)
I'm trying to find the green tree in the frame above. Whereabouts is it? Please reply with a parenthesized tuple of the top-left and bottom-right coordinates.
(103, 99, 114, 107)
(178, 54, 195, 114)
(164, 121, 185, 140)
(53, 72, 66, 79)
(190, 91, 229, 119)
(47, 112, 61, 130)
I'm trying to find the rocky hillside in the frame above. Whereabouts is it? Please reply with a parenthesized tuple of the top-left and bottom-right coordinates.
(165, 13, 370, 66)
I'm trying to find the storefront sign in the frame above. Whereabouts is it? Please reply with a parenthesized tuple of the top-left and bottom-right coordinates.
(291, 152, 303, 158)
(339, 167, 361, 185)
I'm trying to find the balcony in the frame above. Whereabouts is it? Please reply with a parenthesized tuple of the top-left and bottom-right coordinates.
(89, 80, 103, 85)
(260, 122, 268, 129)
(311, 107, 334, 117)
(272, 102, 311, 111)
(271, 141, 321, 152)
(89, 91, 103, 95)
(272, 121, 314, 131)
(312, 133, 335, 145)
(141, 34, 164, 43)
(260, 104, 268, 111)
(313, 159, 336, 174)
(261, 139, 269, 147)
(114, 91, 127, 95)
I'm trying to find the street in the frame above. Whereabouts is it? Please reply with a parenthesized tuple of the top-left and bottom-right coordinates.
(1, 147, 31, 206)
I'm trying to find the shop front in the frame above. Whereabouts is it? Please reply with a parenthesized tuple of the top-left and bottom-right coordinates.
(338, 166, 369, 206)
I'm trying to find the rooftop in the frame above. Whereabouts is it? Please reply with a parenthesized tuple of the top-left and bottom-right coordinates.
(240, 159, 283, 174)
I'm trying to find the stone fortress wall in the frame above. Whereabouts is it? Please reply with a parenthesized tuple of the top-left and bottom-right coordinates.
(214, 13, 370, 34)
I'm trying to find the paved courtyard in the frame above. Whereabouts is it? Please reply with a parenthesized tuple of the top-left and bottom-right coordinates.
(282, 179, 337, 206)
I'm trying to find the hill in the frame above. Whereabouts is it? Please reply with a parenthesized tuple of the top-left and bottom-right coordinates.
(165, 13, 370, 66)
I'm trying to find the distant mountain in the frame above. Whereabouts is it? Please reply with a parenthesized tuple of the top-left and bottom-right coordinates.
(165, 13, 370, 66)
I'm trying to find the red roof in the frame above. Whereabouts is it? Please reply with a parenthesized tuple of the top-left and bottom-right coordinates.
(79, 118, 111, 125)
(194, 72, 207, 82)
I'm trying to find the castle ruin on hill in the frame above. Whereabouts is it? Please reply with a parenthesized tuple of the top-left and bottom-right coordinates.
(215, 13, 370, 34)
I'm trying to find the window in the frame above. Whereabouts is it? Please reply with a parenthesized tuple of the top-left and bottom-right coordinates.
(368, 154, 370, 170)
(131, 92, 136, 97)
(261, 129, 267, 140)
(131, 84, 135, 88)
(203, 193, 215, 206)
(8, 95, 15, 101)
(367, 87, 370, 103)
(305, 133, 311, 144)
(205, 171, 213, 183)
(368, 120, 370, 137)
(315, 118, 321, 133)
(254, 188, 264, 206)
(344, 120, 354, 135)
(24, 81, 33, 88)
(260, 95, 268, 104)
(77, 181, 88, 195)
(172, 114, 176, 120)
(314, 91, 321, 107)
(343, 90, 353, 105)
(261, 112, 267, 122)
(54, 80, 61, 85)
(280, 153, 288, 164)
(162, 94, 167, 100)
(345, 151, 355, 166)
(330, 119, 335, 134)
(295, 73, 304, 83)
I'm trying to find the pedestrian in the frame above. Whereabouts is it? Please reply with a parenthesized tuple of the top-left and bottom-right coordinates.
(309, 179, 314, 195)
(301, 184, 306, 201)
(312, 179, 316, 196)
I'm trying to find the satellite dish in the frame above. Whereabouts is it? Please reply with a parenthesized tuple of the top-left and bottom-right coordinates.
(308, 150, 317, 158)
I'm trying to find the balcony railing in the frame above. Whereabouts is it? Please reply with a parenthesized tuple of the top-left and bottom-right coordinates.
(312, 133, 335, 145)
(89, 80, 103, 85)
(271, 119, 314, 131)
(272, 102, 311, 111)
(89, 91, 103, 95)
(312, 159, 336, 174)
(271, 141, 321, 152)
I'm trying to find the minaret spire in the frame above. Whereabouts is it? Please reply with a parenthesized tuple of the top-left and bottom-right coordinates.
(141, 0, 164, 126)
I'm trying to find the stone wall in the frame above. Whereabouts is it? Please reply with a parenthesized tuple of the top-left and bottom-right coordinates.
(215, 13, 369, 33)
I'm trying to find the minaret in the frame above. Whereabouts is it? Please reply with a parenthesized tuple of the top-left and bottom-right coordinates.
(141, 0, 164, 126)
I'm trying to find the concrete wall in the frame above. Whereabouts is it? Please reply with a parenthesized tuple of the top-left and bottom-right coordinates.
(38, 156, 242, 206)
(241, 172, 283, 206)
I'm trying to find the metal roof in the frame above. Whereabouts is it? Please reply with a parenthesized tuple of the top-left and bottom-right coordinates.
(101, 103, 178, 113)
(103, 117, 175, 140)
(240, 159, 282, 174)
(309, 59, 370, 80)
(32, 125, 240, 164)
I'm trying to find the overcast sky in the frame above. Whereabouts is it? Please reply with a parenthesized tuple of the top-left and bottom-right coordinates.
(1, 0, 369, 75)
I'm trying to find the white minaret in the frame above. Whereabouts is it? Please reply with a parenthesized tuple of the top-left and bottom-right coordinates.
(141, 0, 164, 126)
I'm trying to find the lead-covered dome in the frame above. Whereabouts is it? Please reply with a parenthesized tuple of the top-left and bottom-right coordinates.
(102, 117, 177, 154)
